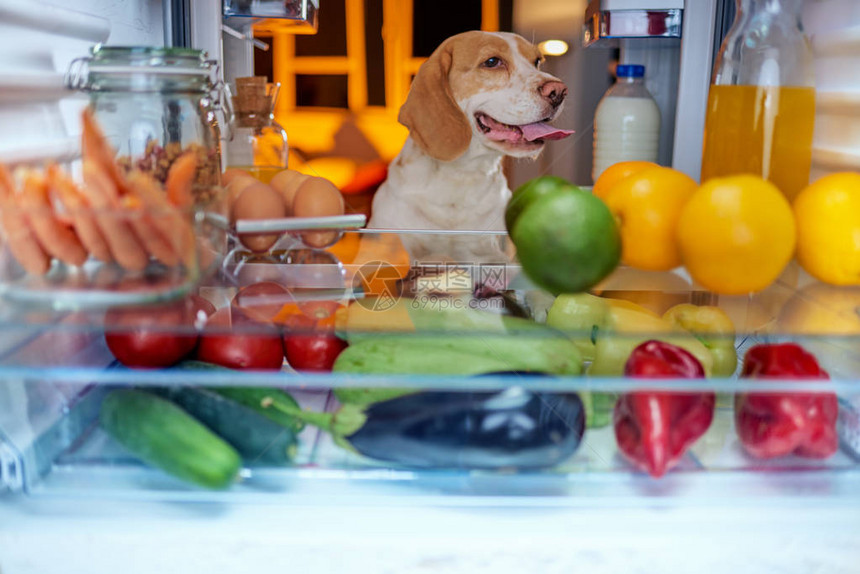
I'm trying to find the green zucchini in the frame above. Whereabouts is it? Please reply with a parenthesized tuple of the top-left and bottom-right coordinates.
(333, 387, 417, 407)
(161, 387, 299, 465)
(100, 389, 242, 489)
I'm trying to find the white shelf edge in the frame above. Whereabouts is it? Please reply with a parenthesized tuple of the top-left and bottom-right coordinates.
(811, 146, 860, 171)
(817, 90, 860, 113)
(0, 138, 80, 166)
(811, 26, 860, 57)
(0, 0, 109, 43)
(0, 72, 71, 104)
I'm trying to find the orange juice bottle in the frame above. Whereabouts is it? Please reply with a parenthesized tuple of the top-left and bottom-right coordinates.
(701, 85, 815, 202)
(701, 0, 815, 203)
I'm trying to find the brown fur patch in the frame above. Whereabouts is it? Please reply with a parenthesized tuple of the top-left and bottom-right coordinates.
(398, 31, 554, 162)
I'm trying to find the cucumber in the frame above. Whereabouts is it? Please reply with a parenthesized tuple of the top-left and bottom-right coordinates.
(100, 389, 242, 490)
(173, 360, 306, 433)
(161, 387, 298, 465)
(209, 387, 306, 434)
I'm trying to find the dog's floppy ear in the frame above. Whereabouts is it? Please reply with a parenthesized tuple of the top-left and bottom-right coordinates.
(398, 40, 471, 162)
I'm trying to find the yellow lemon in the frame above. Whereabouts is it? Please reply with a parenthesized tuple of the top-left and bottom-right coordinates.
(793, 172, 860, 285)
(778, 281, 860, 335)
(603, 166, 698, 271)
(592, 160, 657, 201)
(677, 175, 796, 295)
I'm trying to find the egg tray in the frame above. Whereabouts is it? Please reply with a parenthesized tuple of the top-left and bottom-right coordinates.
(0, 211, 368, 311)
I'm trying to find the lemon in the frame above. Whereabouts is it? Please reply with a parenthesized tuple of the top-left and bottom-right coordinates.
(603, 166, 698, 271)
(592, 160, 656, 202)
(677, 175, 795, 295)
(794, 172, 860, 285)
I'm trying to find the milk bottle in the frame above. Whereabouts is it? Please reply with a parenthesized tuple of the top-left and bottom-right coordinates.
(592, 65, 661, 182)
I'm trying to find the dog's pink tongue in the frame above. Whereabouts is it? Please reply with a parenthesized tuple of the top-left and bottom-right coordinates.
(520, 122, 575, 142)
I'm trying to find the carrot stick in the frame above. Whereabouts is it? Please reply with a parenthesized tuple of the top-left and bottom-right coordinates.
(165, 151, 197, 208)
(82, 160, 149, 271)
(21, 171, 88, 266)
(122, 175, 179, 266)
(0, 165, 50, 274)
(126, 171, 196, 269)
(81, 108, 129, 197)
(47, 164, 114, 263)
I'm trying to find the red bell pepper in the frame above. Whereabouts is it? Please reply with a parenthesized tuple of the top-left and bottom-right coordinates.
(614, 340, 715, 478)
(735, 343, 838, 459)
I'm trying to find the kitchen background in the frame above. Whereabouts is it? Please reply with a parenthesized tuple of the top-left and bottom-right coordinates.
(1, 0, 857, 201)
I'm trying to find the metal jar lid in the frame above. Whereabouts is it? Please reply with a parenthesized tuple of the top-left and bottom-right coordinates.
(66, 45, 220, 93)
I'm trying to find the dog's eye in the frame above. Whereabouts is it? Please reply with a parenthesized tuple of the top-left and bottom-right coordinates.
(481, 57, 503, 69)
(535, 58, 542, 68)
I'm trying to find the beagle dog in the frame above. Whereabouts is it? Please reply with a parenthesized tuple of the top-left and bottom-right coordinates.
(367, 31, 572, 261)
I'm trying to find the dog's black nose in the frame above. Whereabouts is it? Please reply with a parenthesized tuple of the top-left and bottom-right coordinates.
(540, 81, 568, 108)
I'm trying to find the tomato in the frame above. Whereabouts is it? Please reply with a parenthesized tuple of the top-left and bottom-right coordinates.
(232, 281, 291, 323)
(284, 333, 347, 372)
(105, 296, 210, 369)
(196, 306, 285, 370)
(189, 294, 217, 318)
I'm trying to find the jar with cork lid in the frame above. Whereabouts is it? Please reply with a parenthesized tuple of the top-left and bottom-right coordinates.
(224, 76, 289, 183)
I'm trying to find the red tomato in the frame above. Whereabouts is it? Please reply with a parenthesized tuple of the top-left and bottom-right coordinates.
(283, 333, 347, 372)
(196, 306, 285, 370)
(189, 294, 217, 318)
(232, 281, 291, 323)
(104, 297, 203, 368)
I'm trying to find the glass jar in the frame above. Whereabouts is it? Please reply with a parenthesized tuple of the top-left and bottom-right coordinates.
(66, 46, 229, 209)
(700, 0, 815, 202)
(224, 76, 288, 183)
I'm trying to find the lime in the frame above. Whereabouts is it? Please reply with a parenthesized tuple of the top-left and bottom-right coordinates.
(505, 175, 579, 233)
(511, 188, 621, 294)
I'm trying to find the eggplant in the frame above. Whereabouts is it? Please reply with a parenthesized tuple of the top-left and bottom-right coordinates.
(175, 362, 588, 471)
(343, 387, 586, 470)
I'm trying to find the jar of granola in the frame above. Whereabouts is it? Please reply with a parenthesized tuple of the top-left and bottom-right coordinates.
(66, 45, 229, 209)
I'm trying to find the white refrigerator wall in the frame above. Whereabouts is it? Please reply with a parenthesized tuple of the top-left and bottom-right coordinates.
(0, 0, 164, 166)
(804, 0, 860, 179)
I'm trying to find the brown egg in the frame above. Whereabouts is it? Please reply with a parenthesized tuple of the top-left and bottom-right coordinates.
(231, 181, 288, 252)
(225, 174, 259, 206)
(292, 176, 345, 248)
(270, 169, 311, 214)
(222, 168, 252, 188)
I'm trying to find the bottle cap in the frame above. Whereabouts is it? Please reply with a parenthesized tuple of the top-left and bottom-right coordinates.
(616, 65, 645, 78)
(232, 76, 280, 126)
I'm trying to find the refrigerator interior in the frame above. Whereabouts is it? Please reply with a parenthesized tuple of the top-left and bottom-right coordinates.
(0, 0, 858, 507)
(0, 226, 857, 504)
